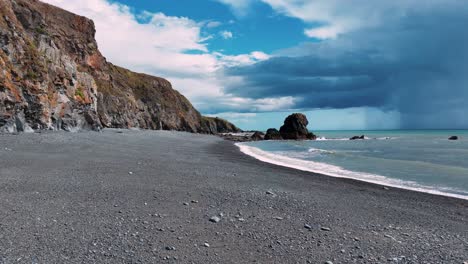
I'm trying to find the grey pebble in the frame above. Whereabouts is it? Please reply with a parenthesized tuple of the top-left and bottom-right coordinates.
(209, 216, 221, 223)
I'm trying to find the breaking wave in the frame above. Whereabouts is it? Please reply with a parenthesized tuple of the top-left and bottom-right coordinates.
(236, 143, 468, 201)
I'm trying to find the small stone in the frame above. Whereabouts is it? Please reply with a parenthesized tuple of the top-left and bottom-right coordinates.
(191, 200, 198, 203)
(320, 227, 331, 231)
(203, 243, 210, 248)
(266, 190, 274, 195)
(165, 246, 175, 251)
(183, 202, 189, 206)
(383, 186, 390, 190)
(128, 171, 133, 175)
(340, 249, 345, 253)
(325, 261, 333, 264)
(274, 216, 283, 220)
(209, 216, 221, 223)
(304, 224, 312, 230)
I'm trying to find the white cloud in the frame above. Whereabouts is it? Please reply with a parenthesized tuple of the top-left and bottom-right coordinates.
(206, 21, 222, 28)
(217, 0, 461, 39)
(41, 0, 275, 116)
(253, 96, 296, 111)
(304, 25, 341, 39)
(215, 51, 269, 67)
(220, 30, 233, 39)
(251, 51, 270, 61)
(260, 0, 370, 39)
(215, 0, 253, 16)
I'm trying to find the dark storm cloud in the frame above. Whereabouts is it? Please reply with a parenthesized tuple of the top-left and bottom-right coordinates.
(223, 5, 468, 128)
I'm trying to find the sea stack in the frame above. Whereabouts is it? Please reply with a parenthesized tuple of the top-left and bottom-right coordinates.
(250, 131, 265, 141)
(264, 128, 282, 140)
(279, 113, 316, 140)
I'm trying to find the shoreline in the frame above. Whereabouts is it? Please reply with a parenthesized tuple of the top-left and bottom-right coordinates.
(0, 130, 467, 263)
(236, 142, 468, 201)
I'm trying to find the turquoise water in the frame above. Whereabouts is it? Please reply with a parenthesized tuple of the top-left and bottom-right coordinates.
(240, 130, 468, 199)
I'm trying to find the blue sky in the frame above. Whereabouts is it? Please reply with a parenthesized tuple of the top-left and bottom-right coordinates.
(109, 0, 309, 55)
(43, 0, 468, 131)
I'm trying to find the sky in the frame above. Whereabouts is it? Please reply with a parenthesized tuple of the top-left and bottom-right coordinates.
(42, 0, 468, 131)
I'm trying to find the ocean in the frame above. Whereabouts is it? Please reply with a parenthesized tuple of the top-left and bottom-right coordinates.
(238, 130, 468, 200)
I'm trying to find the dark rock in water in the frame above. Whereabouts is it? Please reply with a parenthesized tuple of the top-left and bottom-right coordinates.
(350, 135, 365, 140)
(307, 132, 317, 140)
(0, 0, 239, 134)
(251, 131, 265, 141)
(279, 113, 314, 140)
(448, 136, 459, 140)
(264, 128, 282, 140)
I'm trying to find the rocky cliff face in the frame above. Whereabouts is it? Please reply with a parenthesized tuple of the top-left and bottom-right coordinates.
(0, 0, 240, 133)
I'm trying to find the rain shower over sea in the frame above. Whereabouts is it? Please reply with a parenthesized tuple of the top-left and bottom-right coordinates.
(238, 130, 468, 200)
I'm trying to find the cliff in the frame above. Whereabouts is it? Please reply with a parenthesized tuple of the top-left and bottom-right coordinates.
(0, 0, 240, 133)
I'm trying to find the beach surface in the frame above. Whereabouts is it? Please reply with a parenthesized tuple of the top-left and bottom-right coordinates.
(0, 130, 467, 263)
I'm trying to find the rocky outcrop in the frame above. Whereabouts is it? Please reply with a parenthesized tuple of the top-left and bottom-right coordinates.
(448, 136, 458, 140)
(0, 0, 238, 133)
(201, 117, 241, 134)
(350, 135, 365, 140)
(306, 132, 317, 140)
(250, 131, 264, 141)
(279, 113, 316, 140)
(264, 128, 282, 140)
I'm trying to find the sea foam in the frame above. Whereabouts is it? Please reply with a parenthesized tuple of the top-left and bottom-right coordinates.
(236, 143, 468, 201)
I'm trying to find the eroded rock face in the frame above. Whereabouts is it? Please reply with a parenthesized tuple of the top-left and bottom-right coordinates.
(0, 0, 238, 133)
(264, 128, 282, 140)
(201, 117, 241, 134)
(279, 113, 314, 140)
